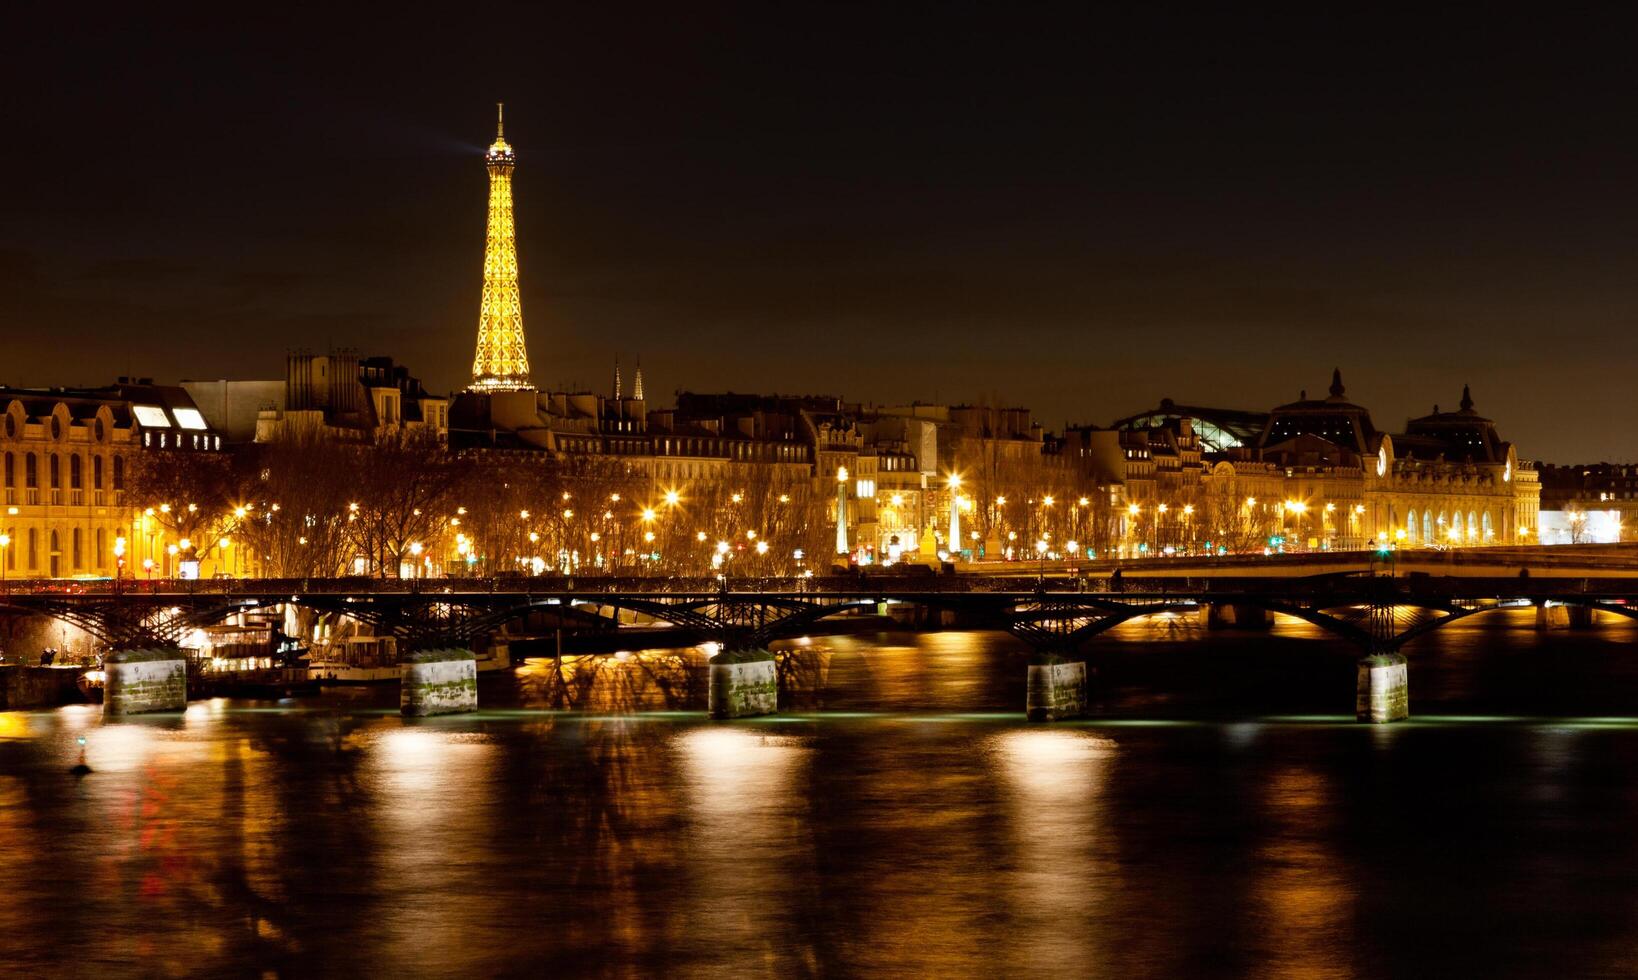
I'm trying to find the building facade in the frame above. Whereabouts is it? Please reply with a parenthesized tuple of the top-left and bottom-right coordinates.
(1, 381, 224, 580)
(1086, 372, 1540, 555)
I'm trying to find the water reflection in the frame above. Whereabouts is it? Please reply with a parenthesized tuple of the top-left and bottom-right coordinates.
(1250, 764, 1353, 978)
(992, 729, 1115, 973)
(364, 726, 501, 976)
(6, 626, 1638, 974)
(675, 728, 816, 971)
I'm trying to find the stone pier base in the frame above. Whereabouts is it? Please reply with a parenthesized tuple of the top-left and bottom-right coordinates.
(1198, 602, 1274, 629)
(708, 653, 778, 719)
(1356, 653, 1409, 723)
(1026, 661, 1088, 722)
(401, 649, 478, 717)
(104, 649, 187, 715)
(1536, 603, 1594, 631)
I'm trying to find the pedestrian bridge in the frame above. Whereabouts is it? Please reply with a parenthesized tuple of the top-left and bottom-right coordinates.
(3, 567, 1637, 658)
(10, 560, 1638, 723)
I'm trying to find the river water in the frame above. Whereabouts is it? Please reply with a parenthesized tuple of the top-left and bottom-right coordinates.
(6, 609, 1638, 977)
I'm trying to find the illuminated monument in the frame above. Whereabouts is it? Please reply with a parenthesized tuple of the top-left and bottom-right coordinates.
(468, 103, 534, 393)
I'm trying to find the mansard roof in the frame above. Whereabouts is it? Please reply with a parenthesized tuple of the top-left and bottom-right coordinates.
(1260, 368, 1378, 454)
(1399, 385, 1506, 463)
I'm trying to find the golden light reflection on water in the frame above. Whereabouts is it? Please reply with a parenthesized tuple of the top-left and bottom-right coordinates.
(516, 650, 705, 711)
(1252, 765, 1355, 979)
(676, 727, 815, 969)
(365, 725, 502, 975)
(992, 729, 1117, 974)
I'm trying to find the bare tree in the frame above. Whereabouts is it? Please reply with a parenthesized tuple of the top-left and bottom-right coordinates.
(346, 430, 464, 577)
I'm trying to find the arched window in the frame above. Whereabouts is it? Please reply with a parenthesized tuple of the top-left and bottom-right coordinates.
(72, 528, 82, 568)
(93, 455, 103, 489)
(28, 528, 38, 570)
(1482, 511, 1493, 541)
(96, 528, 105, 567)
(24, 453, 37, 488)
(48, 454, 60, 489)
(113, 456, 125, 491)
(2, 451, 12, 488)
(1468, 511, 1478, 541)
(69, 454, 82, 489)
(1423, 511, 1432, 543)
(48, 530, 59, 577)
(1405, 509, 1418, 544)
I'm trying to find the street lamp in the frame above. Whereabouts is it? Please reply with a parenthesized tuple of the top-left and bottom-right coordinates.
(836, 466, 850, 556)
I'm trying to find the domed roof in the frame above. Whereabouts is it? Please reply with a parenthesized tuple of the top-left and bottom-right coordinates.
(1260, 368, 1378, 454)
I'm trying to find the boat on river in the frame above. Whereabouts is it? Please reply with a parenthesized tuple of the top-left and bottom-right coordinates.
(307, 635, 512, 684)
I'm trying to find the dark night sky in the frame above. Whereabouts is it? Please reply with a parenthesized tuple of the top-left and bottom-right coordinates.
(4, 5, 1637, 461)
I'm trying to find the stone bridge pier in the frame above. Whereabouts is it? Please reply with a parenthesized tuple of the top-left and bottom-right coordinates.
(1355, 594, 1409, 723)
(707, 649, 778, 719)
(104, 648, 187, 715)
(1025, 656, 1088, 722)
(400, 649, 478, 717)
(1536, 602, 1596, 631)
(1197, 602, 1274, 630)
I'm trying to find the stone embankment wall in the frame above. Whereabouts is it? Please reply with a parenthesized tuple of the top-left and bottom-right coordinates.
(0, 666, 85, 709)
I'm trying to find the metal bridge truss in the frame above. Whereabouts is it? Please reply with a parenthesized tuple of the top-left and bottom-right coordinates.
(6, 587, 1638, 657)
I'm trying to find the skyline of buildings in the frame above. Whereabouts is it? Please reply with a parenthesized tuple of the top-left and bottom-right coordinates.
(0, 109, 1630, 582)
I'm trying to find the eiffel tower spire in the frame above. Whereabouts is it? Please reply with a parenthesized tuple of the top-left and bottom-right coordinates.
(468, 103, 534, 393)
(633, 356, 645, 401)
(613, 355, 622, 400)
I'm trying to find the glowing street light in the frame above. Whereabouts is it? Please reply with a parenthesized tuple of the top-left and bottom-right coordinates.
(663, 489, 680, 507)
(754, 540, 769, 555)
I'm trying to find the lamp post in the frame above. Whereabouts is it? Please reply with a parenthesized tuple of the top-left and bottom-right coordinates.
(1035, 537, 1049, 581)
(835, 466, 850, 557)
(946, 473, 962, 562)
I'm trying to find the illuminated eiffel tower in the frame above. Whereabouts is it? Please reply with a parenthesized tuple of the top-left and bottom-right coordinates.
(468, 103, 534, 392)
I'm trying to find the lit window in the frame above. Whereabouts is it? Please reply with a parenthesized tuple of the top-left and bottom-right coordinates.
(132, 405, 171, 428)
(173, 407, 208, 430)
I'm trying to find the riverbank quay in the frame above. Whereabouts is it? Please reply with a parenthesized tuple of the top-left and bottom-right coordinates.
(0, 665, 85, 709)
